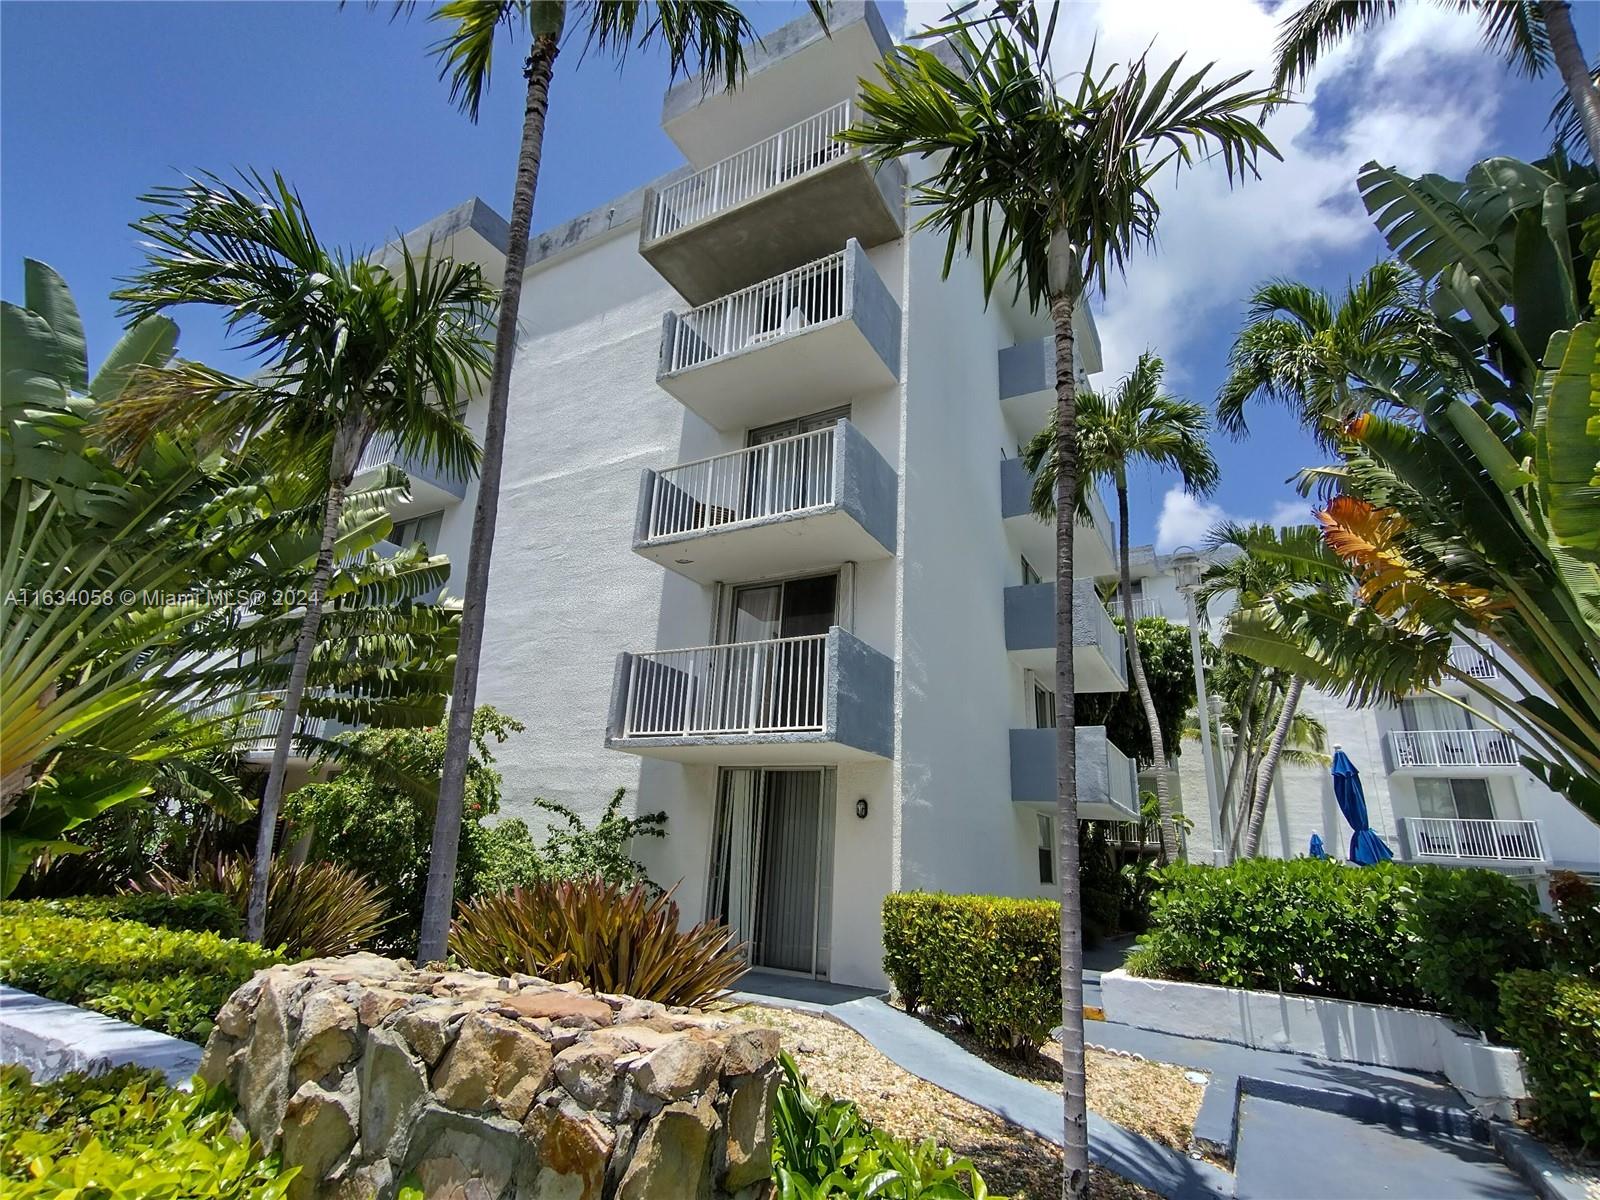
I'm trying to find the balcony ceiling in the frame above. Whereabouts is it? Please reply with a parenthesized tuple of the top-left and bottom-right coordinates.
(661, 13, 890, 166)
(638, 507, 892, 584)
(606, 734, 887, 764)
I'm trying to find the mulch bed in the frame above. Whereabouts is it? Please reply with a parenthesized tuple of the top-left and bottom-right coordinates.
(727, 1003, 1161, 1199)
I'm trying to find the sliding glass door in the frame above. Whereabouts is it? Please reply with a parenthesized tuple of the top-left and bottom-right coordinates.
(707, 767, 835, 978)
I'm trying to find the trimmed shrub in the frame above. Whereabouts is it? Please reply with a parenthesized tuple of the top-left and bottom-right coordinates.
(140, 855, 390, 959)
(449, 877, 745, 1006)
(0, 1064, 295, 1198)
(1129, 859, 1544, 1030)
(771, 1051, 997, 1199)
(37, 892, 241, 937)
(0, 904, 283, 1041)
(882, 892, 1059, 1055)
(1499, 970, 1600, 1149)
(1407, 865, 1544, 1035)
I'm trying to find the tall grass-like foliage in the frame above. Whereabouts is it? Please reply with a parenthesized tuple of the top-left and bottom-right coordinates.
(449, 877, 746, 1006)
(141, 855, 389, 960)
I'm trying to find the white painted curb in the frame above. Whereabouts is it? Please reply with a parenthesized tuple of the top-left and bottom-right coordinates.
(0, 985, 201, 1086)
(1101, 969, 1527, 1119)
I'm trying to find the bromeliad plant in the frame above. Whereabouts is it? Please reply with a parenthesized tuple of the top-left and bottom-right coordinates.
(1217, 154, 1600, 825)
(448, 876, 746, 1005)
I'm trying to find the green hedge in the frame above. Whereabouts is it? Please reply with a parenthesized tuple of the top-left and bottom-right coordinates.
(1125, 859, 1544, 1033)
(1499, 971, 1600, 1149)
(0, 1064, 295, 1198)
(882, 892, 1059, 1054)
(0, 903, 283, 1042)
(36, 893, 242, 937)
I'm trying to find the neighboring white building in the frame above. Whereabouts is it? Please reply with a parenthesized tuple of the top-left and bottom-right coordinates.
(359, 4, 1140, 989)
(1118, 546, 1600, 887)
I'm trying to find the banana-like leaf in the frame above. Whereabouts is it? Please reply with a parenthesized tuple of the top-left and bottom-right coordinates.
(1358, 163, 1510, 306)
(1536, 322, 1600, 563)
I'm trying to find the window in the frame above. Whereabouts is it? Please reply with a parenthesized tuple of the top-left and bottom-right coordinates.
(1415, 778, 1494, 821)
(391, 511, 443, 551)
(1033, 683, 1056, 730)
(1021, 555, 1042, 586)
(1037, 814, 1055, 885)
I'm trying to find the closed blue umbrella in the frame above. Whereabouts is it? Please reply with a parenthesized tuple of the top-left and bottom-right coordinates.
(1331, 748, 1393, 865)
(1309, 832, 1328, 859)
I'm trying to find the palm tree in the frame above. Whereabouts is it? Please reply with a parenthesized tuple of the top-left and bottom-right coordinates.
(842, 7, 1278, 1190)
(1272, 0, 1600, 162)
(1021, 352, 1219, 860)
(407, 0, 828, 965)
(109, 172, 494, 942)
(1215, 262, 1438, 447)
(1199, 522, 1356, 856)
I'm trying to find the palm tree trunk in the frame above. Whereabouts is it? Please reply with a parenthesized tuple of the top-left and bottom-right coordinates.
(1116, 483, 1179, 860)
(1216, 664, 1263, 862)
(1243, 675, 1305, 858)
(244, 419, 364, 942)
(417, 33, 561, 965)
(1541, 1, 1600, 162)
(1048, 282, 1089, 1200)
(1230, 680, 1277, 861)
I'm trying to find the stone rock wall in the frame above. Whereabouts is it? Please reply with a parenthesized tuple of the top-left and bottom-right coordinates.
(200, 954, 781, 1200)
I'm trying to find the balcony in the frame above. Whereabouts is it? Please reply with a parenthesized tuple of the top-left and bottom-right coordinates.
(1399, 817, 1546, 863)
(1004, 581, 1127, 693)
(640, 101, 905, 305)
(354, 435, 468, 512)
(1386, 729, 1519, 773)
(1448, 647, 1498, 681)
(996, 325, 1104, 440)
(655, 242, 900, 430)
(605, 626, 893, 763)
(999, 457, 1116, 579)
(634, 420, 896, 583)
(1009, 725, 1140, 821)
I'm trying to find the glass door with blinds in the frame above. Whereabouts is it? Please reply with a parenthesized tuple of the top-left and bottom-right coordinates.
(723, 573, 837, 731)
(742, 408, 848, 523)
(706, 767, 836, 977)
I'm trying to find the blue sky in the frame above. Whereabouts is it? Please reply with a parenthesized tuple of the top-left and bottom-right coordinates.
(1, 1, 1560, 548)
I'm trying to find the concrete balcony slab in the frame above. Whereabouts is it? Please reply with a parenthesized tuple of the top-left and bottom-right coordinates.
(1010, 725, 1140, 821)
(634, 419, 896, 584)
(1004, 580, 1128, 693)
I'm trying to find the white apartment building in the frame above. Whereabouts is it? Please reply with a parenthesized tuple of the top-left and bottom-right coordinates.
(348, 3, 1146, 990)
(1120, 548, 1600, 886)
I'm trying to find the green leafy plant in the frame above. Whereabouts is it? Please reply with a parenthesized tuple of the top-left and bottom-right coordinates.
(882, 893, 1060, 1055)
(1128, 859, 1546, 1029)
(140, 855, 389, 960)
(0, 905, 282, 1041)
(1535, 870, 1600, 979)
(0, 1063, 295, 1198)
(772, 1051, 998, 1199)
(448, 877, 745, 1005)
(282, 707, 525, 949)
(41, 892, 241, 938)
(1498, 970, 1600, 1150)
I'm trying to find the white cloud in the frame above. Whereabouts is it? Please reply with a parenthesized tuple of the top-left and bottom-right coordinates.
(1153, 487, 1315, 553)
(900, 1, 1504, 390)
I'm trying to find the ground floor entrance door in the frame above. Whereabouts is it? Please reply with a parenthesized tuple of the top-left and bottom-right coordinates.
(707, 767, 835, 978)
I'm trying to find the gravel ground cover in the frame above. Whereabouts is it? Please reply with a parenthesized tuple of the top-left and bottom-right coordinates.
(728, 1003, 1161, 1199)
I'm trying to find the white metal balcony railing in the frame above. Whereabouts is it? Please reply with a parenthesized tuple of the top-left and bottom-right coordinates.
(190, 692, 326, 750)
(1389, 729, 1518, 769)
(1405, 817, 1546, 862)
(648, 101, 854, 241)
(1116, 596, 1165, 621)
(1448, 647, 1498, 680)
(647, 427, 836, 541)
(622, 634, 827, 738)
(664, 249, 848, 374)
